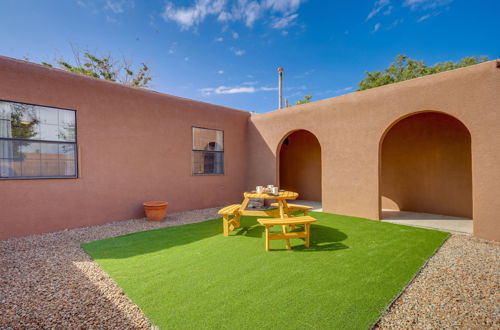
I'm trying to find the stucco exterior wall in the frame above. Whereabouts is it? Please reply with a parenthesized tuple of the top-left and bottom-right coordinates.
(380, 112, 472, 218)
(278, 130, 321, 201)
(0, 57, 250, 239)
(1, 57, 498, 241)
(246, 60, 500, 241)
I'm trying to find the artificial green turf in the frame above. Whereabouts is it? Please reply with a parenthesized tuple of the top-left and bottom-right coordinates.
(81, 212, 449, 329)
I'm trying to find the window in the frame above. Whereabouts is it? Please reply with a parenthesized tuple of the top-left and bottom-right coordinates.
(192, 127, 223, 175)
(0, 100, 77, 179)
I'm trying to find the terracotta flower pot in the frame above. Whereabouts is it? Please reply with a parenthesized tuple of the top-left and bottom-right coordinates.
(143, 201, 168, 222)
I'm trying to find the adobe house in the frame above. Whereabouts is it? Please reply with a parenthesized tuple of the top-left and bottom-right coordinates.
(0, 56, 499, 241)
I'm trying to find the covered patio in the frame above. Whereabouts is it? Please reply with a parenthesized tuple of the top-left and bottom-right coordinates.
(381, 209, 473, 234)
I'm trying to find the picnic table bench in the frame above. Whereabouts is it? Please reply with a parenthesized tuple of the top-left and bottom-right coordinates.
(258, 216, 317, 251)
(218, 204, 241, 237)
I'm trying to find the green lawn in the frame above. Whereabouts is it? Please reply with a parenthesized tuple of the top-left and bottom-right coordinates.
(81, 212, 449, 329)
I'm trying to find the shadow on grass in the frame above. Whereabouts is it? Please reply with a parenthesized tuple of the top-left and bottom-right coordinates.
(82, 216, 349, 259)
(234, 223, 348, 252)
(82, 218, 223, 259)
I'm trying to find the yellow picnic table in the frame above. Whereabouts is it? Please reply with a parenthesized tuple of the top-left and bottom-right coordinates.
(218, 190, 299, 238)
(218, 191, 316, 250)
(239, 190, 299, 218)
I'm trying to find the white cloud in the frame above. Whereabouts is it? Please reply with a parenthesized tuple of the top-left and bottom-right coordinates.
(215, 36, 224, 42)
(316, 86, 354, 97)
(200, 84, 279, 95)
(167, 42, 177, 54)
(162, 0, 226, 30)
(264, 0, 302, 14)
(200, 86, 255, 95)
(335, 86, 353, 93)
(217, 70, 224, 74)
(386, 18, 404, 29)
(106, 15, 118, 23)
(366, 0, 390, 21)
(260, 86, 278, 91)
(416, 11, 442, 22)
(162, 0, 304, 30)
(217, 1, 263, 28)
(76, 0, 90, 7)
(417, 13, 431, 21)
(384, 5, 393, 15)
(230, 47, 246, 56)
(403, 0, 453, 10)
(232, 31, 239, 39)
(104, 0, 134, 14)
(271, 13, 298, 29)
(371, 22, 381, 33)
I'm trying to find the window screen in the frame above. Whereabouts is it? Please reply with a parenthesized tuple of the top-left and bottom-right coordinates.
(192, 127, 224, 175)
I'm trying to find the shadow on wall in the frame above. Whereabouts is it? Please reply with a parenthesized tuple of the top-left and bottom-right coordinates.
(278, 130, 322, 201)
(381, 196, 400, 211)
(380, 111, 472, 218)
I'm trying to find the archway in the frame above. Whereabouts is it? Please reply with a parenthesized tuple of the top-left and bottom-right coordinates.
(278, 130, 321, 202)
(380, 112, 472, 221)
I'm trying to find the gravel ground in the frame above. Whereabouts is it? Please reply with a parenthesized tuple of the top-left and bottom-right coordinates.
(1, 212, 498, 329)
(376, 234, 499, 329)
(0, 208, 219, 329)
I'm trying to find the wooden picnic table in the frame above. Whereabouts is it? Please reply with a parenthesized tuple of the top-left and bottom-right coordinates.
(239, 190, 299, 218)
(239, 190, 299, 250)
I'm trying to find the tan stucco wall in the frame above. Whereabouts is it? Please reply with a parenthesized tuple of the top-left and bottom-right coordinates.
(1, 57, 499, 241)
(246, 60, 500, 241)
(380, 112, 472, 218)
(278, 130, 321, 201)
(0, 57, 250, 239)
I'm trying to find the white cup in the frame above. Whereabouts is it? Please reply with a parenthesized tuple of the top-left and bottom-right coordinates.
(272, 187, 279, 194)
(267, 184, 274, 189)
(256, 186, 264, 193)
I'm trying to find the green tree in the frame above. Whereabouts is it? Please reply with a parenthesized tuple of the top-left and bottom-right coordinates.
(295, 94, 313, 105)
(41, 47, 152, 88)
(358, 55, 488, 91)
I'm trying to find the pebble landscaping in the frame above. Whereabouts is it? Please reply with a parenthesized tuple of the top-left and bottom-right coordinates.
(0, 209, 498, 329)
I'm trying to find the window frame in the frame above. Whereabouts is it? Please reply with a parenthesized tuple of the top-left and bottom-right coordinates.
(191, 126, 224, 176)
(0, 99, 78, 180)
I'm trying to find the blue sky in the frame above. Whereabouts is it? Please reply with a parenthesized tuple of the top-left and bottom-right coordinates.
(0, 0, 498, 113)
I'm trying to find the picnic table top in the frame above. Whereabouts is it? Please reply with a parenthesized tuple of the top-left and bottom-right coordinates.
(243, 190, 299, 200)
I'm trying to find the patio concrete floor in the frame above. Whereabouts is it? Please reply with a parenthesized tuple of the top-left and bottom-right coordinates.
(293, 202, 472, 234)
(292, 200, 323, 212)
(381, 209, 473, 234)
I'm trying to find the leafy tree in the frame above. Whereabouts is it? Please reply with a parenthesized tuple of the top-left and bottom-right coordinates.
(295, 94, 313, 105)
(41, 46, 152, 88)
(358, 55, 488, 91)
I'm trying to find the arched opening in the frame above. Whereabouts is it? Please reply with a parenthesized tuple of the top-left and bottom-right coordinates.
(380, 112, 472, 223)
(278, 130, 322, 202)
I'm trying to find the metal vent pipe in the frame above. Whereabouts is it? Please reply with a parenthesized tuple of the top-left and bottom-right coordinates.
(278, 67, 284, 109)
